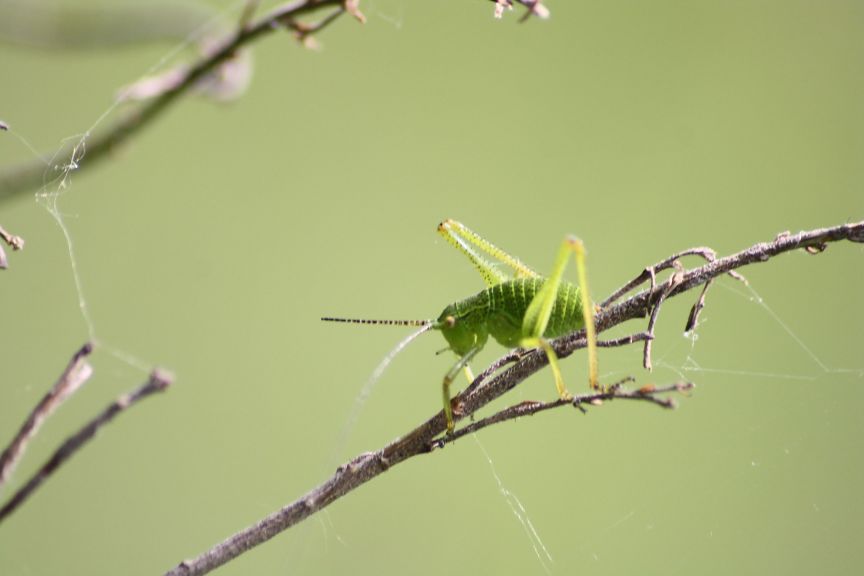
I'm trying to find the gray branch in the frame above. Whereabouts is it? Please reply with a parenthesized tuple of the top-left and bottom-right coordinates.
(0, 0, 546, 203)
(0, 370, 173, 523)
(164, 220, 862, 576)
(439, 380, 695, 445)
(0, 343, 93, 488)
(0, 0, 348, 202)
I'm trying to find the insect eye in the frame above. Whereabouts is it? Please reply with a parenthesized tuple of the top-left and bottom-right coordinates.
(445, 315, 456, 328)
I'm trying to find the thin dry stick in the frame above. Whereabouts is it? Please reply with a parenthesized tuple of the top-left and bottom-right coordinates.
(600, 248, 703, 308)
(0, 0, 347, 201)
(588, 222, 863, 340)
(282, 5, 349, 46)
(0, 343, 94, 489)
(684, 279, 713, 333)
(0, 0, 545, 202)
(442, 381, 695, 445)
(164, 220, 862, 576)
(642, 263, 683, 371)
(0, 370, 173, 524)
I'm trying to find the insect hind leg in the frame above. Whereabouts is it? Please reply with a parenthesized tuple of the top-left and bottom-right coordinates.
(520, 236, 599, 397)
(438, 219, 538, 286)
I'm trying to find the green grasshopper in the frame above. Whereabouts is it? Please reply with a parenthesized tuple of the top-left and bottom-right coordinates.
(323, 219, 599, 433)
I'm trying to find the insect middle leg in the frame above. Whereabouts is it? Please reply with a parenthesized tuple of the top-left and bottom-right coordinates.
(520, 236, 599, 396)
(442, 346, 480, 433)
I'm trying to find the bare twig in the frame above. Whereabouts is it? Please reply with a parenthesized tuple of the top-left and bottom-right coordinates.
(684, 279, 713, 333)
(642, 261, 684, 371)
(0, 343, 93, 489)
(441, 381, 694, 445)
(596, 331, 653, 348)
(281, 6, 348, 48)
(462, 349, 524, 397)
(0, 0, 546, 203)
(0, 0, 348, 202)
(0, 224, 24, 251)
(587, 221, 863, 340)
(163, 220, 862, 576)
(0, 370, 173, 524)
(601, 246, 742, 308)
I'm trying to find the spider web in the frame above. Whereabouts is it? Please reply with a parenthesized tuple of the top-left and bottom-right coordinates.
(17, 2, 239, 372)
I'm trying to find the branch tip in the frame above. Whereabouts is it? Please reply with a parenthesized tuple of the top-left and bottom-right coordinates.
(494, 0, 513, 19)
(149, 368, 175, 390)
(344, 0, 365, 23)
(0, 225, 25, 251)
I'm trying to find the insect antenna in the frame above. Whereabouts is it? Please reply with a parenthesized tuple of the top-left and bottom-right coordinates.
(327, 320, 435, 463)
(321, 317, 432, 327)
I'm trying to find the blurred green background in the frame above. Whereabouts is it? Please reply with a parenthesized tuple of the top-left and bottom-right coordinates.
(1, 0, 862, 574)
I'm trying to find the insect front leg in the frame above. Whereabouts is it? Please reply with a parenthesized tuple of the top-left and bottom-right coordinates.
(520, 236, 599, 394)
(442, 346, 481, 433)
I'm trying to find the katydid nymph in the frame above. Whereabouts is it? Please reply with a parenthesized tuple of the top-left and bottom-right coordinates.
(322, 220, 600, 433)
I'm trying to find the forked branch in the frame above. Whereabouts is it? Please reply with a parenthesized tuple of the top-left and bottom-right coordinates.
(164, 220, 862, 576)
(0, 369, 173, 524)
(439, 380, 695, 445)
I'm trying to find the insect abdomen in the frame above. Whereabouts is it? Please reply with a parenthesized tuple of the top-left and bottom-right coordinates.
(485, 278, 585, 346)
